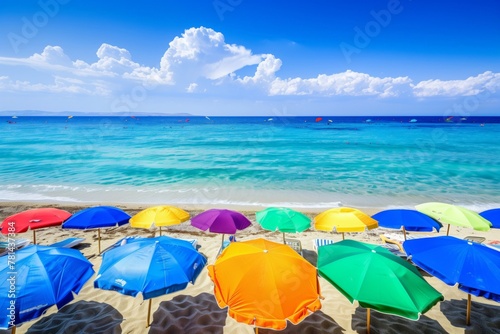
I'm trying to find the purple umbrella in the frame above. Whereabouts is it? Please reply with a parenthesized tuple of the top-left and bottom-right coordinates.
(191, 209, 252, 248)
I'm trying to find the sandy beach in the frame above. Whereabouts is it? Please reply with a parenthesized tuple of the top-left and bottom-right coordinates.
(1, 201, 500, 334)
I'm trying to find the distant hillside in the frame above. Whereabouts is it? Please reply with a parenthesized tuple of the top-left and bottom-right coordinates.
(0, 110, 196, 117)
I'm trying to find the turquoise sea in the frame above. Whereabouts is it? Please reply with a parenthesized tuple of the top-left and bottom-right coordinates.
(1, 116, 499, 210)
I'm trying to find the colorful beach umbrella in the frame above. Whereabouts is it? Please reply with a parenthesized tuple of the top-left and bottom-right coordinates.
(480, 208, 500, 228)
(208, 238, 321, 331)
(416, 202, 491, 235)
(129, 205, 189, 235)
(314, 207, 378, 240)
(0, 245, 94, 332)
(317, 240, 443, 333)
(255, 207, 311, 244)
(94, 236, 207, 327)
(372, 209, 441, 240)
(1, 208, 71, 244)
(62, 206, 131, 254)
(404, 236, 500, 325)
(191, 209, 251, 248)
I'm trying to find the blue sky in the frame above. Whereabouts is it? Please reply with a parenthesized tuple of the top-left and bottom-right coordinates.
(0, 0, 499, 116)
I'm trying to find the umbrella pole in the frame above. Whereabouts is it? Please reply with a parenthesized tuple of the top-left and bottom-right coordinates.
(33, 230, 36, 244)
(221, 234, 225, 249)
(402, 226, 407, 241)
(342, 232, 345, 240)
(446, 224, 450, 236)
(159, 226, 162, 236)
(367, 308, 371, 334)
(98, 228, 101, 254)
(146, 299, 152, 327)
(466, 293, 471, 326)
(255, 327, 258, 334)
(282, 232, 286, 245)
(11, 326, 16, 334)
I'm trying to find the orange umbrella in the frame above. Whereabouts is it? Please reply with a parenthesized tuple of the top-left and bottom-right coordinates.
(314, 207, 378, 240)
(208, 238, 321, 332)
(129, 205, 189, 236)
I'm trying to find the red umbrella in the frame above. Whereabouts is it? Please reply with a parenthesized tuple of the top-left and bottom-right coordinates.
(1, 208, 71, 244)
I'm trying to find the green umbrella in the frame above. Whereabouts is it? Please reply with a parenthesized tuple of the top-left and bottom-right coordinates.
(256, 207, 311, 244)
(416, 202, 491, 236)
(317, 240, 443, 333)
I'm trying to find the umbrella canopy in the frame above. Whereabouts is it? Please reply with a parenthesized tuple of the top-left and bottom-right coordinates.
(63, 206, 130, 229)
(314, 207, 378, 239)
(415, 202, 491, 235)
(317, 240, 443, 333)
(1, 208, 72, 244)
(62, 206, 131, 254)
(191, 209, 251, 248)
(129, 205, 189, 235)
(480, 208, 500, 228)
(0, 245, 94, 330)
(372, 209, 441, 240)
(208, 238, 321, 331)
(255, 207, 311, 243)
(404, 236, 500, 324)
(94, 236, 206, 326)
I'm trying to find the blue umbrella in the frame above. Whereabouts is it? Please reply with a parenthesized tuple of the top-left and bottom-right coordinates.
(480, 208, 500, 228)
(372, 209, 441, 239)
(94, 236, 207, 327)
(62, 206, 131, 254)
(0, 245, 94, 331)
(404, 236, 500, 325)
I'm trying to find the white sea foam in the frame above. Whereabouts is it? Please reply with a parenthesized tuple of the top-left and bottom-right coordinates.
(0, 183, 497, 212)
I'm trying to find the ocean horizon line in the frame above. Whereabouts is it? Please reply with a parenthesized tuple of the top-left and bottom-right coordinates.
(3, 114, 500, 121)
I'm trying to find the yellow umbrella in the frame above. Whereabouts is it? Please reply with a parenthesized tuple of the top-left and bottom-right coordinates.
(129, 205, 189, 235)
(314, 207, 378, 239)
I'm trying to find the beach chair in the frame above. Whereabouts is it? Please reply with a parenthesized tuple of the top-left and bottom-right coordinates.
(379, 243, 407, 258)
(0, 238, 31, 256)
(179, 238, 198, 249)
(217, 240, 231, 257)
(312, 238, 335, 252)
(379, 233, 406, 252)
(285, 238, 303, 256)
(101, 236, 140, 254)
(50, 237, 85, 248)
(486, 240, 500, 251)
(463, 236, 485, 243)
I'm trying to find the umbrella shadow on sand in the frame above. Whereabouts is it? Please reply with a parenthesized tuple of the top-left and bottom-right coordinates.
(149, 293, 227, 334)
(25, 301, 123, 334)
(258, 311, 343, 334)
(352, 307, 447, 334)
(440, 299, 500, 333)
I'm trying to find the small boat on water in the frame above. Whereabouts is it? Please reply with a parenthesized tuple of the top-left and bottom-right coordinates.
(409, 119, 417, 123)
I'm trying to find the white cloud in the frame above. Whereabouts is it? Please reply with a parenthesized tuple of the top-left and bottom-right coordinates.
(77, 43, 139, 74)
(412, 71, 500, 97)
(28, 45, 73, 67)
(186, 83, 198, 93)
(160, 26, 262, 82)
(267, 70, 412, 97)
(0, 26, 498, 110)
(239, 54, 282, 84)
